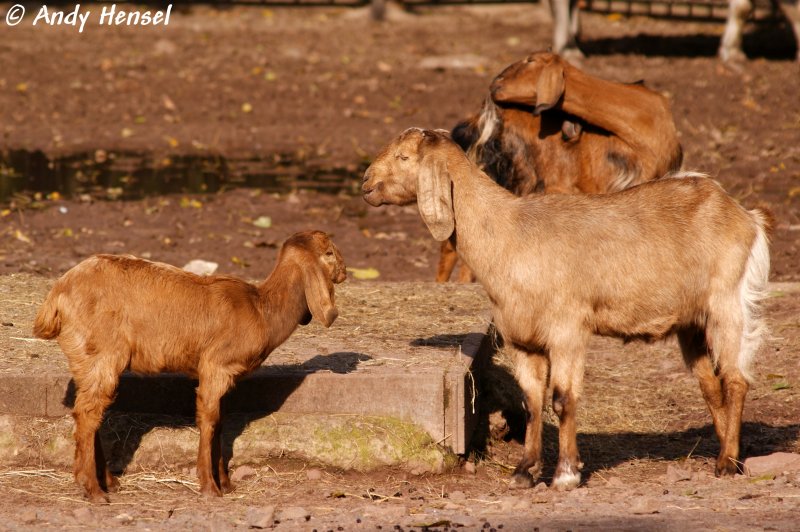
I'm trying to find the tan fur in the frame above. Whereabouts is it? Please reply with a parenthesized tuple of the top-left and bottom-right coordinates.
(33, 231, 346, 502)
(440, 52, 683, 282)
(363, 128, 770, 489)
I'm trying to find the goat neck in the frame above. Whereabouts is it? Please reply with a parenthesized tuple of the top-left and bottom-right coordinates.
(257, 261, 309, 352)
(445, 147, 519, 285)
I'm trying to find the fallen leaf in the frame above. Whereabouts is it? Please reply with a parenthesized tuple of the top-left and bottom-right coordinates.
(121, 128, 134, 138)
(15, 82, 28, 93)
(772, 381, 791, 391)
(231, 256, 250, 268)
(242, 102, 253, 113)
(252, 216, 272, 228)
(162, 95, 177, 112)
(766, 373, 785, 379)
(180, 197, 202, 209)
(347, 267, 380, 280)
(14, 230, 31, 244)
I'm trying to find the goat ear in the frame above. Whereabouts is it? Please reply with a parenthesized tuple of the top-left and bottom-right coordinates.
(534, 60, 565, 115)
(303, 265, 338, 328)
(417, 155, 454, 242)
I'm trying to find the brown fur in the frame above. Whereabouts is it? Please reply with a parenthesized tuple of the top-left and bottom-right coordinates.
(440, 52, 683, 283)
(363, 128, 770, 490)
(33, 230, 346, 502)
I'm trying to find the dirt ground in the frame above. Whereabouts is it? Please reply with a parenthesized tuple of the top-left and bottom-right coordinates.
(1, 2, 800, 529)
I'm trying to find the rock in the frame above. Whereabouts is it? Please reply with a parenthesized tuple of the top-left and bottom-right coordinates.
(449, 490, 466, 501)
(231, 465, 257, 483)
(246, 506, 275, 529)
(630, 496, 660, 515)
(443, 501, 462, 510)
(533, 481, 548, 492)
(463, 461, 477, 474)
(19, 509, 37, 524)
(114, 513, 134, 524)
(277, 506, 310, 522)
(666, 464, 692, 483)
(183, 259, 218, 276)
(306, 468, 323, 480)
(72, 507, 93, 524)
(744, 453, 800, 476)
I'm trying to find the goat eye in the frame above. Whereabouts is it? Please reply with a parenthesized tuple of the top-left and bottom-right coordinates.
(325, 250, 334, 256)
(397, 154, 409, 161)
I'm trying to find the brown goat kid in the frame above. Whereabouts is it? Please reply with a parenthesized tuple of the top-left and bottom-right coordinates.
(440, 52, 682, 282)
(34, 231, 346, 502)
(363, 128, 770, 490)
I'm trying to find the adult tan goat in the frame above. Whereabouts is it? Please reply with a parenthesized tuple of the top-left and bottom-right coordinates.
(439, 52, 683, 282)
(363, 128, 770, 490)
(34, 230, 346, 502)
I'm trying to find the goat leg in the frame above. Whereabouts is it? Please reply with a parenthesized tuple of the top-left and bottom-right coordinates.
(73, 381, 116, 503)
(436, 240, 459, 282)
(94, 432, 119, 493)
(196, 375, 230, 497)
(213, 422, 232, 494)
(679, 329, 729, 443)
(509, 347, 549, 489)
(549, 345, 586, 491)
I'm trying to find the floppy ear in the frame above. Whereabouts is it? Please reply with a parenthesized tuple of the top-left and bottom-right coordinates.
(534, 59, 565, 115)
(302, 264, 338, 327)
(417, 154, 454, 242)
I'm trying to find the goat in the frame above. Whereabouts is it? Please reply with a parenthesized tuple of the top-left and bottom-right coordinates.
(363, 128, 770, 490)
(33, 230, 347, 502)
(438, 51, 682, 282)
(720, 0, 800, 61)
(549, 0, 800, 62)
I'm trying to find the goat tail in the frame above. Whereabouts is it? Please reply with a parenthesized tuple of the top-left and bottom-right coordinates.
(737, 208, 771, 382)
(33, 287, 62, 340)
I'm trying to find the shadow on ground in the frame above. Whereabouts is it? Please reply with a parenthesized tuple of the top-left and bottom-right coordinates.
(580, 23, 798, 59)
(61, 352, 372, 478)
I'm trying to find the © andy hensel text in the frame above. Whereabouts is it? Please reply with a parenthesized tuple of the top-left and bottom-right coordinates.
(12, 4, 173, 33)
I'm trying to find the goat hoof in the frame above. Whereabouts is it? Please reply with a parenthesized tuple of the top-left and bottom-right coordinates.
(509, 472, 534, 489)
(85, 490, 110, 504)
(552, 473, 581, 491)
(105, 475, 120, 493)
(200, 483, 223, 498)
(715, 458, 739, 477)
(220, 480, 234, 495)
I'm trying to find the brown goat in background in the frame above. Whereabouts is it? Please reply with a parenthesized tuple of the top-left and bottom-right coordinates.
(34, 231, 346, 502)
(439, 52, 683, 282)
(363, 128, 769, 490)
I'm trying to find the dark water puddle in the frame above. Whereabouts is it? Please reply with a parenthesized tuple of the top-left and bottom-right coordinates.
(0, 149, 366, 203)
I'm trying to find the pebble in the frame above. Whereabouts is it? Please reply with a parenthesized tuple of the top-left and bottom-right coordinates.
(277, 506, 310, 522)
(449, 490, 466, 501)
(665, 464, 692, 483)
(246, 506, 276, 529)
(114, 513, 134, 524)
(630, 496, 660, 515)
(72, 507, 93, 523)
(744, 452, 800, 476)
(19, 509, 37, 524)
(463, 462, 477, 474)
(231, 465, 257, 483)
(306, 468, 323, 480)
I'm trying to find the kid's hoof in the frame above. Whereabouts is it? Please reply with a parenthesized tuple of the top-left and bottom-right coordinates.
(509, 472, 534, 489)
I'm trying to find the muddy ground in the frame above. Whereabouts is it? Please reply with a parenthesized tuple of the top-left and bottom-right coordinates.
(1, 2, 799, 529)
